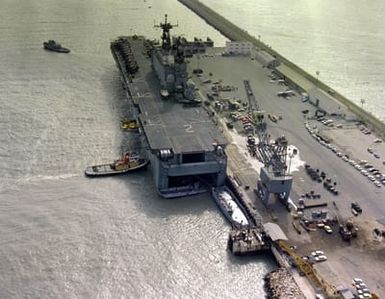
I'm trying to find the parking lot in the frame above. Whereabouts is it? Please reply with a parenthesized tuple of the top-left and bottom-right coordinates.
(305, 120, 385, 190)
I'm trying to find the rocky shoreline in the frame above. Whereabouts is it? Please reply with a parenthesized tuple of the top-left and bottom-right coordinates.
(264, 268, 305, 299)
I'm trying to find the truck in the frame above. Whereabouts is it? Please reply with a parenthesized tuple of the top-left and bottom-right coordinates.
(351, 202, 362, 214)
(339, 225, 352, 241)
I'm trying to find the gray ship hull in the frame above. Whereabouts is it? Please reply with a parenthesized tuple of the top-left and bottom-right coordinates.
(110, 33, 227, 198)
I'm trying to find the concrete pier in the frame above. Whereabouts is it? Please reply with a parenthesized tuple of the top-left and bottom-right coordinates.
(178, 0, 385, 138)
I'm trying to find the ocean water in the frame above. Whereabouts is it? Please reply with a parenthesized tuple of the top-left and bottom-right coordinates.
(201, 0, 385, 121)
(0, 0, 274, 298)
(1, 0, 384, 297)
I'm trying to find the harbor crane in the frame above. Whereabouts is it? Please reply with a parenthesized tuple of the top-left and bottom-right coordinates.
(242, 81, 293, 205)
(277, 240, 341, 298)
(243, 80, 266, 134)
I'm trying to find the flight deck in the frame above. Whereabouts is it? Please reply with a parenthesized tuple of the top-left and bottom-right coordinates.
(129, 39, 226, 153)
(111, 31, 227, 198)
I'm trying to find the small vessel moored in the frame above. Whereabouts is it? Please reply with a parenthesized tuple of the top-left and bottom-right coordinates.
(85, 151, 149, 177)
(121, 119, 139, 132)
(43, 40, 70, 53)
(212, 186, 251, 228)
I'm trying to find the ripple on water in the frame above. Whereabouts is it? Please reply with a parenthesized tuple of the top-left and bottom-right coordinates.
(0, 0, 274, 297)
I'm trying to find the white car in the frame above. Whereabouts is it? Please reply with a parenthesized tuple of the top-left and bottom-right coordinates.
(317, 255, 327, 262)
(324, 225, 333, 234)
(357, 283, 367, 289)
(315, 250, 324, 255)
(352, 278, 363, 285)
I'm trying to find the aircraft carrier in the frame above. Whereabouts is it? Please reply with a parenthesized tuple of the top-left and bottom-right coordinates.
(111, 16, 227, 198)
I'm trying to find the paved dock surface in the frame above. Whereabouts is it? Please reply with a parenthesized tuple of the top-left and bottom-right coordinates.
(189, 49, 385, 297)
(178, 0, 385, 140)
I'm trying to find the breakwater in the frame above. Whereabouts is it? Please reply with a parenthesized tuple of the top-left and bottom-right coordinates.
(178, 0, 385, 138)
(264, 268, 305, 299)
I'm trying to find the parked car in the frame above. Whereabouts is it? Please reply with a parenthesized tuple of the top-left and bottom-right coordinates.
(324, 225, 333, 234)
(351, 202, 362, 213)
(353, 278, 363, 285)
(317, 255, 327, 262)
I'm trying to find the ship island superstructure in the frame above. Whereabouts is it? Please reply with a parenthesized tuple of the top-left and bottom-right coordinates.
(110, 15, 227, 198)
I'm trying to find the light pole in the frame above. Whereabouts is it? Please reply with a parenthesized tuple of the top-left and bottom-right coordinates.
(196, 54, 200, 70)
(316, 71, 320, 87)
(360, 98, 366, 108)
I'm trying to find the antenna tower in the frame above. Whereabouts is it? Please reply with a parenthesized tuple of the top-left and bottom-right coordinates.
(154, 14, 178, 50)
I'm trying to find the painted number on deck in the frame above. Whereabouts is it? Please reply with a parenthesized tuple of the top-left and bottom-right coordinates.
(184, 124, 194, 133)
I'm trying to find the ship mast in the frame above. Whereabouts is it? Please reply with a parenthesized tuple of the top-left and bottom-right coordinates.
(154, 14, 178, 50)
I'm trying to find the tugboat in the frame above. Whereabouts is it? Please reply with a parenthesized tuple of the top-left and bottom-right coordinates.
(43, 40, 70, 53)
(85, 151, 149, 177)
(212, 186, 251, 228)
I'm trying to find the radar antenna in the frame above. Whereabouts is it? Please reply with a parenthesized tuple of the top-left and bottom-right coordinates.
(154, 14, 178, 50)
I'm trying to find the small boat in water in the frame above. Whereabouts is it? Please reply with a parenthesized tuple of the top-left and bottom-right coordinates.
(43, 40, 70, 53)
(121, 119, 139, 132)
(212, 186, 251, 228)
(85, 151, 149, 177)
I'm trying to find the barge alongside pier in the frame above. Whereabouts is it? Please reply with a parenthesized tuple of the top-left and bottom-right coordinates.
(228, 227, 270, 255)
(212, 186, 251, 228)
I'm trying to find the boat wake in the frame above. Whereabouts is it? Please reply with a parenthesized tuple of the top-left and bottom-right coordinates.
(17, 173, 80, 183)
